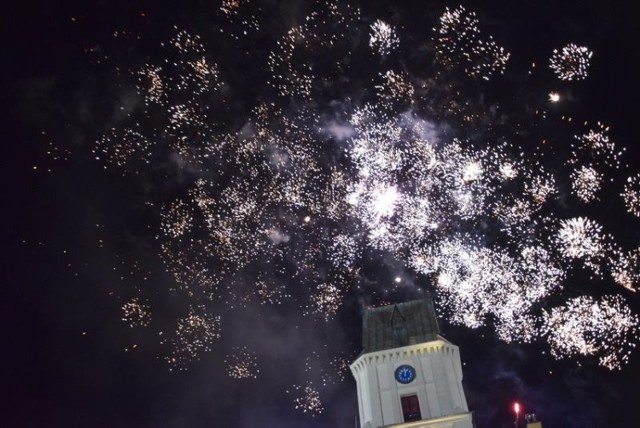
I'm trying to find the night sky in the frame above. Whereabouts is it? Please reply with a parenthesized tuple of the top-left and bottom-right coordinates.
(4, 1, 640, 427)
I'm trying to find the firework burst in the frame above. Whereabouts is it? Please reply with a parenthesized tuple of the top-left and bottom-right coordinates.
(80, 2, 640, 391)
(550, 43, 593, 81)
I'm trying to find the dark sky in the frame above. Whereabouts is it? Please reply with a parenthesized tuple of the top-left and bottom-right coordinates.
(4, 1, 640, 427)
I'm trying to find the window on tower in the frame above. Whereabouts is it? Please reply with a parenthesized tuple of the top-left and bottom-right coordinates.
(401, 394, 422, 422)
(390, 308, 409, 347)
(392, 323, 409, 347)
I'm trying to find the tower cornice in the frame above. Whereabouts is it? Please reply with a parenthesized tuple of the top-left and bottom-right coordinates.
(350, 337, 459, 376)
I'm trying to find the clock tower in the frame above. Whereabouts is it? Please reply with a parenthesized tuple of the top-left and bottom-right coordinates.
(350, 299, 474, 428)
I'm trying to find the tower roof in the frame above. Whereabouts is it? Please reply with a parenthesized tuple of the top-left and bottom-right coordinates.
(361, 298, 439, 353)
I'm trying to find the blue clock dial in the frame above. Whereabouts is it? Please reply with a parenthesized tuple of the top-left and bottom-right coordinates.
(394, 364, 416, 384)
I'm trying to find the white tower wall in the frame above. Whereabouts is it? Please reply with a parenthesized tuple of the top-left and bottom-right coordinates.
(350, 337, 473, 428)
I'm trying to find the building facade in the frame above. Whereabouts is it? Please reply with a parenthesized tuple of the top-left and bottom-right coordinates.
(350, 299, 474, 428)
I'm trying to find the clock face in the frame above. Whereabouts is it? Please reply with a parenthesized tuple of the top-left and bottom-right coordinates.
(394, 364, 416, 384)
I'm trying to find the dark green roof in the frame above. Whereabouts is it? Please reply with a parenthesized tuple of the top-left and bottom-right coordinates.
(362, 298, 439, 353)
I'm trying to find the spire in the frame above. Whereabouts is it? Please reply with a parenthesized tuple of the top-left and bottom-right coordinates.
(361, 298, 439, 353)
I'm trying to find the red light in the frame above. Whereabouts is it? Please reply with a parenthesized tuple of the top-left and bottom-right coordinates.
(514, 402, 520, 414)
